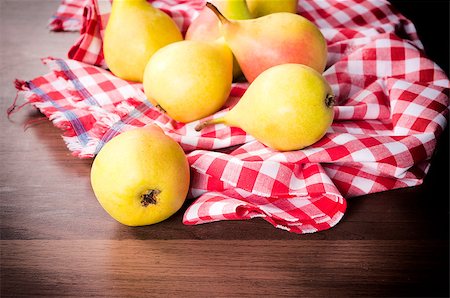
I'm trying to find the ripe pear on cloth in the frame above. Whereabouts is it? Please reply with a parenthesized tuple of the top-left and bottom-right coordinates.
(103, 0, 182, 82)
(206, 2, 327, 83)
(196, 64, 335, 151)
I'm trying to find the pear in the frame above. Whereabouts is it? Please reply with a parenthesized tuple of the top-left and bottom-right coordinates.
(196, 64, 335, 151)
(90, 125, 190, 226)
(143, 40, 233, 123)
(206, 2, 327, 83)
(103, 0, 182, 82)
(246, 0, 298, 17)
(185, 0, 252, 80)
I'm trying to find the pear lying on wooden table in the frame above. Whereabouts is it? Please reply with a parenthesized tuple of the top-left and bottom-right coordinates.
(90, 125, 190, 226)
(196, 64, 335, 151)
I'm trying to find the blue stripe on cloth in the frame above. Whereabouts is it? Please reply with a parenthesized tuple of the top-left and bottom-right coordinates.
(54, 59, 100, 106)
(49, 16, 81, 21)
(28, 81, 90, 146)
(93, 101, 154, 155)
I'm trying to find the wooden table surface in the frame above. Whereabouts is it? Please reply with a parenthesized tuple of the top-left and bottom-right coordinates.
(1, 1, 449, 297)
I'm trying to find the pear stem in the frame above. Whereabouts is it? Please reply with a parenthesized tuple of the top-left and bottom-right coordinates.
(195, 117, 226, 131)
(155, 104, 166, 113)
(206, 2, 230, 24)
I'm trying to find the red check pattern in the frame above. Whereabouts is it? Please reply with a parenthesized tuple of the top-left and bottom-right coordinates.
(15, 0, 449, 234)
(49, 0, 89, 32)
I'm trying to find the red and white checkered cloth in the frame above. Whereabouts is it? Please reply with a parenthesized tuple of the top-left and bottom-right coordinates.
(16, 0, 449, 234)
(48, 0, 89, 31)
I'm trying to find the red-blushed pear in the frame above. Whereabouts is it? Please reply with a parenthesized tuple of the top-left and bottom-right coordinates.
(186, 0, 252, 41)
(90, 125, 190, 226)
(185, 0, 251, 80)
(206, 2, 327, 83)
(185, 6, 222, 42)
(196, 64, 335, 152)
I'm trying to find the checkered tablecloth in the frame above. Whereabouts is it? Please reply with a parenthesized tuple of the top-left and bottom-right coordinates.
(48, 0, 89, 31)
(15, 0, 449, 234)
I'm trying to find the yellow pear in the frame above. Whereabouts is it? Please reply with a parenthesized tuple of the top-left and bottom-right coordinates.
(103, 0, 182, 82)
(90, 125, 190, 226)
(143, 40, 233, 123)
(196, 64, 335, 151)
(246, 0, 298, 17)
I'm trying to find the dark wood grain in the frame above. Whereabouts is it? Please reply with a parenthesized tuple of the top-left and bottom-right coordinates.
(2, 240, 449, 297)
(1, 0, 448, 297)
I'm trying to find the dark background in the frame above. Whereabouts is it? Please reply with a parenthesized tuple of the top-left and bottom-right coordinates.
(389, 1, 449, 227)
(385, 5, 449, 295)
(388, 0, 449, 76)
